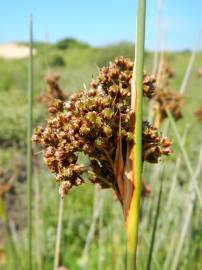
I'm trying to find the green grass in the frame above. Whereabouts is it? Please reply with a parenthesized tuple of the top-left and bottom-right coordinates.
(0, 41, 202, 269)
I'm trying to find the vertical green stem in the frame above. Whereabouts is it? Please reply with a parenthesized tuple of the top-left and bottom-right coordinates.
(171, 144, 202, 270)
(152, 0, 163, 75)
(34, 168, 43, 270)
(146, 168, 164, 270)
(126, 0, 146, 269)
(0, 197, 19, 269)
(98, 197, 104, 270)
(27, 14, 33, 270)
(167, 110, 202, 207)
(179, 31, 201, 94)
(54, 198, 64, 270)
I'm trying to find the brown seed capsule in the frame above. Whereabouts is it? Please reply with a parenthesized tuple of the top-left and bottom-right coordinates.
(127, 132, 134, 142)
(44, 146, 56, 158)
(143, 74, 156, 99)
(195, 107, 202, 122)
(59, 181, 72, 197)
(37, 74, 67, 108)
(80, 125, 91, 135)
(102, 108, 113, 120)
(94, 138, 105, 148)
(48, 106, 58, 114)
(152, 88, 183, 122)
(86, 111, 97, 123)
(101, 97, 112, 107)
(103, 126, 113, 137)
(95, 117, 102, 128)
(32, 134, 42, 144)
(88, 88, 97, 97)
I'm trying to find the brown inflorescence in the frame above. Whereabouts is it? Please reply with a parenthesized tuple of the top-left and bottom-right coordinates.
(91, 56, 156, 99)
(198, 68, 202, 78)
(0, 169, 14, 197)
(33, 57, 171, 198)
(152, 88, 183, 123)
(157, 62, 175, 89)
(194, 107, 202, 122)
(151, 61, 183, 126)
(37, 74, 67, 109)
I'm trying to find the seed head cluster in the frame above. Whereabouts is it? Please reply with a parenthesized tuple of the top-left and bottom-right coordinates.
(152, 62, 183, 125)
(37, 74, 67, 109)
(33, 57, 171, 197)
(157, 63, 175, 89)
(152, 88, 183, 122)
(195, 107, 202, 122)
(198, 68, 202, 78)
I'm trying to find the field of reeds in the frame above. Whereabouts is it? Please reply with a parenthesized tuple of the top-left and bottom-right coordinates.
(0, 15, 202, 270)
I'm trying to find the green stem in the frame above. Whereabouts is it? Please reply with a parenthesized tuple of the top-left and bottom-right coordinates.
(34, 168, 43, 270)
(27, 14, 33, 270)
(0, 197, 19, 269)
(152, 0, 163, 75)
(166, 110, 202, 208)
(179, 31, 201, 94)
(171, 144, 202, 270)
(146, 168, 164, 270)
(126, 0, 146, 269)
(54, 198, 64, 270)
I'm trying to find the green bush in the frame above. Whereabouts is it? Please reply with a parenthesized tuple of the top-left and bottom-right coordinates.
(56, 38, 90, 50)
(49, 55, 66, 67)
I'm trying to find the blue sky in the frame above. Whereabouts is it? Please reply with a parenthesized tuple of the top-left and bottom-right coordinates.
(1, 0, 202, 51)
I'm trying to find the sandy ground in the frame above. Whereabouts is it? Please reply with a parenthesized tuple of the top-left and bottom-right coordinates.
(0, 42, 37, 59)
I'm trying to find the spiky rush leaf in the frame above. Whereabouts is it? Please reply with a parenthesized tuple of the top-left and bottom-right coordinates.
(125, 0, 146, 269)
(27, 14, 33, 270)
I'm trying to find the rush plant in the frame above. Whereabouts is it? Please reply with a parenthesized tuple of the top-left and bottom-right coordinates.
(32, 1, 172, 268)
(33, 56, 171, 268)
(27, 14, 33, 270)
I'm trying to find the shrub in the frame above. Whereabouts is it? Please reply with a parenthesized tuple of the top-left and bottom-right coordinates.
(56, 38, 90, 50)
(49, 55, 65, 67)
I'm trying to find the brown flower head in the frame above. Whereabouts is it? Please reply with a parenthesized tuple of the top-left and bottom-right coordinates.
(152, 88, 184, 124)
(195, 107, 202, 122)
(33, 57, 171, 199)
(198, 68, 202, 78)
(37, 73, 67, 108)
(151, 60, 183, 127)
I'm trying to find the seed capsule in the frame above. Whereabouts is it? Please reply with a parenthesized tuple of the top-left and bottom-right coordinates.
(86, 111, 97, 123)
(102, 108, 113, 120)
(80, 125, 91, 135)
(103, 126, 113, 137)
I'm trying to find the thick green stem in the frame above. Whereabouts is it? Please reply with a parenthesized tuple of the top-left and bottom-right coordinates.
(126, 0, 146, 269)
(27, 14, 33, 270)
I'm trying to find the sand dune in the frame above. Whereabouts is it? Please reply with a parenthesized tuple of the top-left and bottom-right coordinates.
(0, 42, 37, 59)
